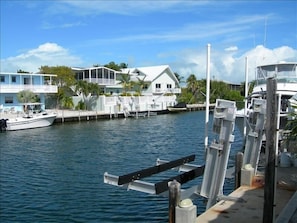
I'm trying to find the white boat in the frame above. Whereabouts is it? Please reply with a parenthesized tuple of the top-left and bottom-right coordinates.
(236, 62, 297, 137)
(2, 103, 56, 131)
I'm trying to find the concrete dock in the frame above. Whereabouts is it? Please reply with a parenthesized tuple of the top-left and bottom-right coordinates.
(196, 167, 297, 223)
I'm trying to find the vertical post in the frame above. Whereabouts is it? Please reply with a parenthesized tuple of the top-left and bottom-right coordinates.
(168, 180, 180, 223)
(235, 152, 243, 189)
(263, 78, 277, 223)
(244, 57, 249, 137)
(205, 44, 211, 152)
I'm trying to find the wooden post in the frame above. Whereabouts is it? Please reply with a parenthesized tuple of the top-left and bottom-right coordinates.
(235, 152, 243, 189)
(263, 77, 277, 223)
(168, 180, 180, 223)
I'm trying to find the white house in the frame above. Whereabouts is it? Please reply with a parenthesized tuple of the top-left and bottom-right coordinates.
(121, 65, 181, 95)
(0, 72, 57, 113)
(72, 65, 181, 96)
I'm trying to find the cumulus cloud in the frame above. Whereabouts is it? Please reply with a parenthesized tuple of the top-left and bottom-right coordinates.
(171, 45, 297, 84)
(1, 42, 296, 85)
(0, 43, 82, 73)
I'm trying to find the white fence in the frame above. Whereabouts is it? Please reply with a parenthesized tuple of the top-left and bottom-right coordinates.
(72, 95, 177, 115)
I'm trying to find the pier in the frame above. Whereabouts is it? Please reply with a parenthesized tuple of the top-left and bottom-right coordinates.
(196, 167, 297, 223)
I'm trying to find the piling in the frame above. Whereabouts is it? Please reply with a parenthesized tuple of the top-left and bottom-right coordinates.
(168, 180, 181, 223)
(235, 152, 243, 189)
(263, 77, 277, 223)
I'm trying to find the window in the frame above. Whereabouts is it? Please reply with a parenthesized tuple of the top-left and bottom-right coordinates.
(143, 84, 148, 90)
(91, 69, 96, 78)
(0, 76, 5, 82)
(11, 76, 17, 83)
(84, 70, 89, 78)
(104, 69, 108, 79)
(167, 84, 172, 89)
(98, 69, 102, 78)
(156, 83, 161, 89)
(110, 71, 114, 79)
(24, 77, 30, 85)
(5, 96, 13, 104)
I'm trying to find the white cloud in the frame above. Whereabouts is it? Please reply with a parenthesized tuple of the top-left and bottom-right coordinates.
(225, 46, 238, 52)
(1, 43, 296, 85)
(171, 45, 297, 84)
(0, 43, 82, 73)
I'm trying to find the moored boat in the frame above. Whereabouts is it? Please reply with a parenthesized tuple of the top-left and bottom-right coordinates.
(236, 61, 297, 137)
(1, 103, 56, 131)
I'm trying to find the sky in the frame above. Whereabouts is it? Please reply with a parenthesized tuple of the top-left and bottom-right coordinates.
(1, 0, 297, 84)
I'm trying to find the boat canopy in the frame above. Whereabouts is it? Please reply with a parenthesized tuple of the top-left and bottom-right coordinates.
(256, 62, 297, 85)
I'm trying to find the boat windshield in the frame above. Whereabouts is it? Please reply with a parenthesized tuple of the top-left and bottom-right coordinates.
(256, 63, 297, 85)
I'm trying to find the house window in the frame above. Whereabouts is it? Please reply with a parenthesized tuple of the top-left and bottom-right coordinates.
(98, 69, 103, 78)
(24, 77, 30, 85)
(104, 69, 108, 79)
(110, 71, 114, 79)
(5, 96, 13, 104)
(91, 70, 96, 78)
(156, 83, 161, 89)
(143, 84, 148, 90)
(167, 84, 172, 89)
(0, 76, 5, 82)
(11, 76, 17, 83)
(84, 70, 89, 79)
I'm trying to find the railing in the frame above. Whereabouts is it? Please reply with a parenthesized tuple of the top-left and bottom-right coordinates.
(0, 84, 58, 93)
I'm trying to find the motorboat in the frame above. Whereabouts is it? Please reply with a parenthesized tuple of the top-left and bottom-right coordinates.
(1, 103, 56, 131)
(236, 62, 297, 138)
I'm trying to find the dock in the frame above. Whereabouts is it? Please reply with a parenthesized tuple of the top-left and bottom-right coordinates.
(196, 167, 297, 223)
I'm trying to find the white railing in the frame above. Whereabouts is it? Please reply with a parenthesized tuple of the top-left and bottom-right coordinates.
(0, 84, 58, 93)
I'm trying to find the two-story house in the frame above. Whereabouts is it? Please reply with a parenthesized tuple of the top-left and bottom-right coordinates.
(72, 65, 181, 96)
(121, 65, 181, 95)
(0, 72, 57, 113)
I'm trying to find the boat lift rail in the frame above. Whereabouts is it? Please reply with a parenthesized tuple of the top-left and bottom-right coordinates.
(104, 154, 205, 195)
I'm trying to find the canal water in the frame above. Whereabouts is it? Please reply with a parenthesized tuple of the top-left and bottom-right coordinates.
(0, 111, 243, 223)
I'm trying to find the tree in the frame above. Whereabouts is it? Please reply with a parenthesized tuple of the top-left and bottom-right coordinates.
(75, 80, 101, 110)
(39, 65, 76, 109)
(17, 90, 38, 104)
(134, 77, 146, 96)
(39, 65, 76, 87)
(104, 61, 121, 71)
(119, 73, 133, 96)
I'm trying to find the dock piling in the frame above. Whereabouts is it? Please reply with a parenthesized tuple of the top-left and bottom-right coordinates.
(168, 180, 180, 223)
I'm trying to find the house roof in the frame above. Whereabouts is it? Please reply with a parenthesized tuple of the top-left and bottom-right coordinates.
(122, 65, 179, 83)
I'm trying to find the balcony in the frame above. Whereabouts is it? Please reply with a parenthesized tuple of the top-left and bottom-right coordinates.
(0, 84, 58, 94)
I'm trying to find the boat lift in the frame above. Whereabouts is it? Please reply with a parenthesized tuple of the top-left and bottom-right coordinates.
(242, 98, 266, 172)
(103, 99, 237, 218)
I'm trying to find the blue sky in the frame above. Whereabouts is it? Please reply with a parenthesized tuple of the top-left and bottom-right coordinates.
(1, 0, 296, 83)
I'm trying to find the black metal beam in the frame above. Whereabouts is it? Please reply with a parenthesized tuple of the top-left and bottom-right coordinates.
(155, 165, 205, 194)
(118, 154, 196, 185)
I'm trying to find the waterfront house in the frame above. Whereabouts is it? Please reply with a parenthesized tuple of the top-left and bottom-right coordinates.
(121, 65, 181, 95)
(0, 72, 58, 113)
(72, 66, 120, 94)
(71, 65, 180, 113)
(72, 65, 181, 96)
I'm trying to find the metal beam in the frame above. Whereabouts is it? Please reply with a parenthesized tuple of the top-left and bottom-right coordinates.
(118, 154, 195, 185)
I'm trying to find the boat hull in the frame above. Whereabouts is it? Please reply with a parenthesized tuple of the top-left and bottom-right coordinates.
(6, 114, 56, 131)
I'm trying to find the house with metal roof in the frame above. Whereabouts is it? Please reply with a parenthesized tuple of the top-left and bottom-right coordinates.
(120, 65, 181, 95)
(72, 65, 181, 96)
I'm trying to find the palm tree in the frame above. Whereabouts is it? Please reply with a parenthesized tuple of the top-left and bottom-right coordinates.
(119, 73, 132, 96)
(75, 80, 101, 110)
(135, 77, 146, 96)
